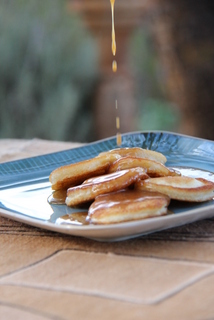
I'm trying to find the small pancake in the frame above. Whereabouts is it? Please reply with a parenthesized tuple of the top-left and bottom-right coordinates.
(108, 156, 179, 177)
(49, 153, 120, 190)
(66, 167, 148, 207)
(135, 176, 214, 202)
(87, 189, 170, 224)
(99, 147, 167, 164)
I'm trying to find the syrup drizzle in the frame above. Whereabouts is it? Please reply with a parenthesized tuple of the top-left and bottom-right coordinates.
(110, 0, 121, 146)
(110, 0, 116, 56)
(112, 60, 117, 72)
(115, 99, 122, 145)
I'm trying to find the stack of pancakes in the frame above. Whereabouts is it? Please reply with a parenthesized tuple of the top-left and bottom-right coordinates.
(49, 147, 214, 224)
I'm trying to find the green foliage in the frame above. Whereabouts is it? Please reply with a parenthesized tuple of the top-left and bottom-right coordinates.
(138, 98, 180, 131)
(129, 27, 180, 131)
(0, 0, 98, 141)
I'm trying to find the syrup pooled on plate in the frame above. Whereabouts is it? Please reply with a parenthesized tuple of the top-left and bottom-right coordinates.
(48, 190, 89, 226)
(48, 189, 67, 205)
(56, 212, 89, 226)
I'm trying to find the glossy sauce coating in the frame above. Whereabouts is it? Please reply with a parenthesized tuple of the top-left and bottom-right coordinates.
(66, 168, 148, 207)
(108, 156, 179, 177)
(82, 167, 147, 187)
(88, 189, 170, 224)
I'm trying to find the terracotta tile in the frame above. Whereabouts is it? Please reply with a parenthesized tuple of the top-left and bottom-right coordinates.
(2, 228, 214, 280)
(0, 139, 82, 163)
(1, 250, 213, 304)
(0, 305, 49, 320)
(1, 274, 214, 320)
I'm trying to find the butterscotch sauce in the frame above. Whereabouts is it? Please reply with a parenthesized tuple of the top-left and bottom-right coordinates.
(56, 212, 89, 226)
(47, 164, 214, 226)
(48, 191, 89, 225)
(89, 189, 168, 212)
(116, 116, 120, 129)
(87, 189, 171, 224)
(83, 167, 143, 185)
(112, 60, 117, 72)
(110, 0, 116, 56)
(115, 99, 121, 145)
(48, 189, 67, 205)
(110, 0, 121, 146)
(116, 132, 122, 146)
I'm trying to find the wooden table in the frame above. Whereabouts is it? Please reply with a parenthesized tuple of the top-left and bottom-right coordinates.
(0, 139, 214, 320)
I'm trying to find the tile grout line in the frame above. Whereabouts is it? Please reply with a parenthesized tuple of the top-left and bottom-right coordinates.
(1, 267, 214, 306)
(1, 247, 214, 280)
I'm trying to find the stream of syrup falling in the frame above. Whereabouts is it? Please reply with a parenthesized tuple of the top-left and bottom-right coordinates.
(110, 0, 121, 146)
(110, 0, 116, 56)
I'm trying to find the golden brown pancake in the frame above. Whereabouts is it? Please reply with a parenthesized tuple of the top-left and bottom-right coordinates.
(49, 153, 120, 190)
(108, 156, 179, 177)
(99, 147, 167, 164)
(135, 176, 214, 202)
(87, 189, 170, 224)
(66, 167, 148, 207)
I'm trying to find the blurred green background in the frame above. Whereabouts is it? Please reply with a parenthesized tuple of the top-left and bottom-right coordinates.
(0, 0, 99, 142)
(0, 0, 180, 142)
(129, 27, 180, 132)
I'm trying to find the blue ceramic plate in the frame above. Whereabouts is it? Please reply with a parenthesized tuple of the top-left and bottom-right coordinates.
(0, 131, 214, 241)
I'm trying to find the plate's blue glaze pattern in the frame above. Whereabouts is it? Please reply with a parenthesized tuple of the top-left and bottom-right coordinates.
(0, 131, 214, 241)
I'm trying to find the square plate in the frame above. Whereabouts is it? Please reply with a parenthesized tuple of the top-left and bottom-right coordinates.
(0, 131, 214, 241)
